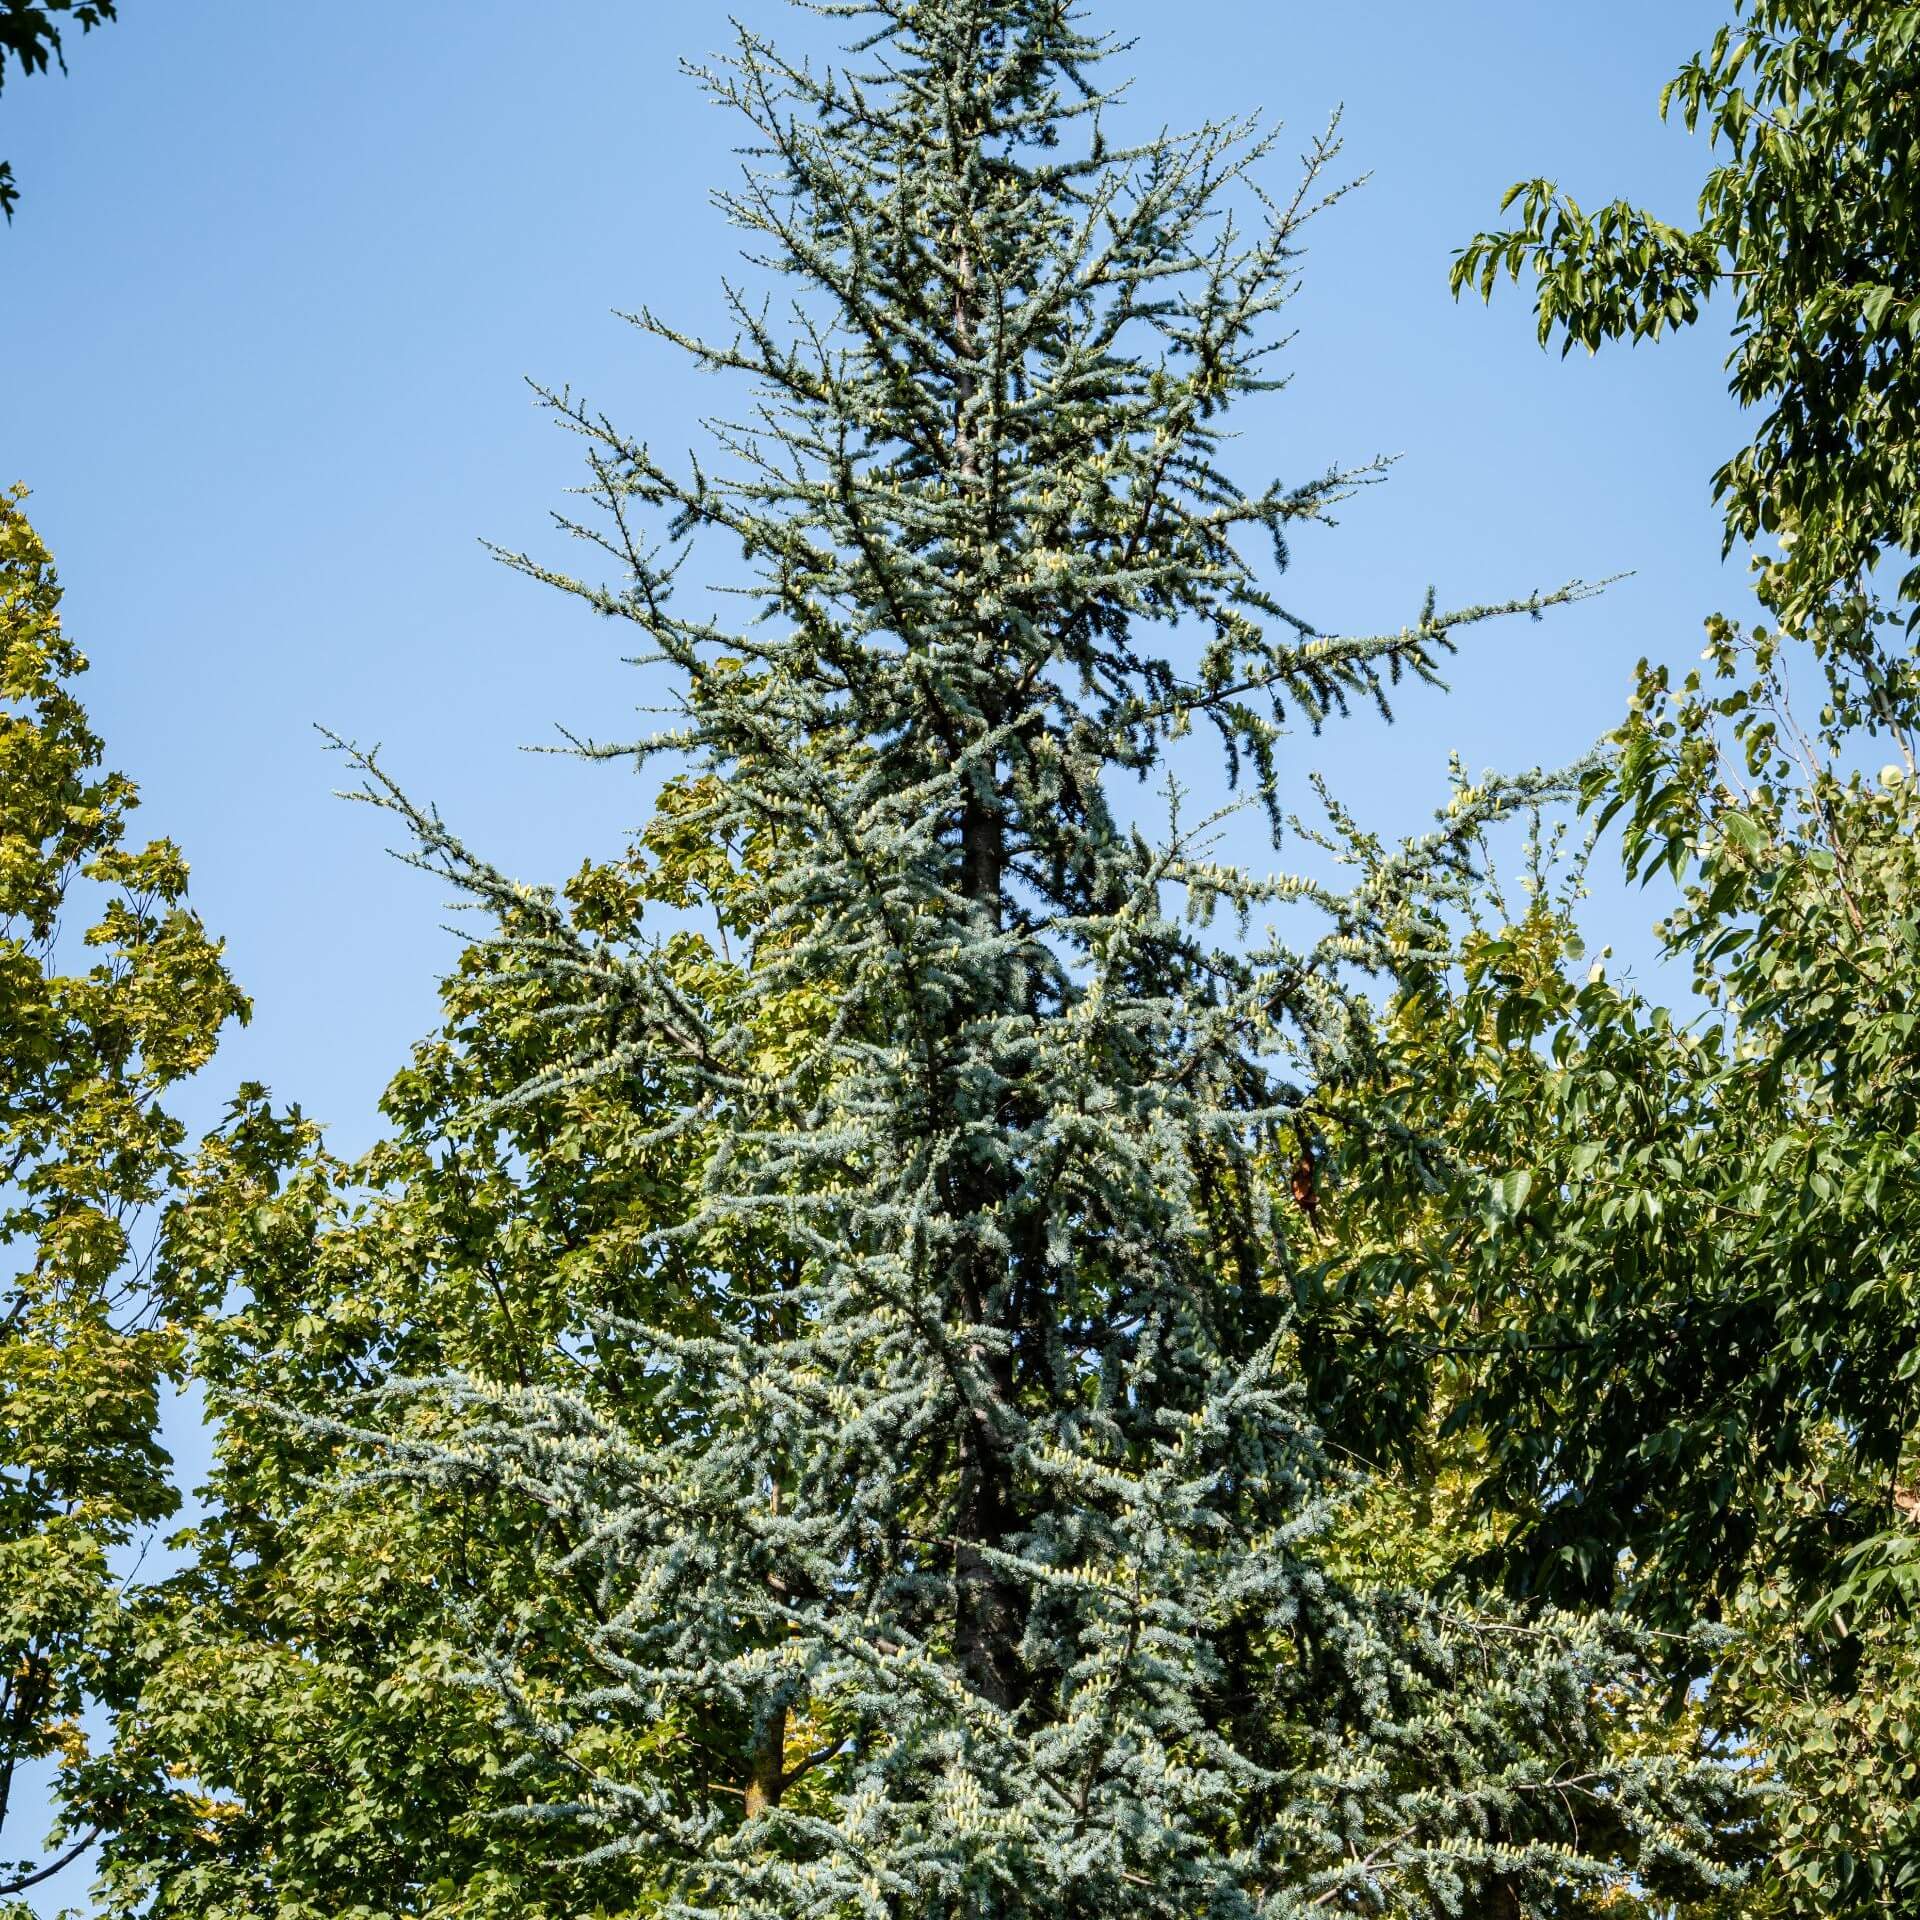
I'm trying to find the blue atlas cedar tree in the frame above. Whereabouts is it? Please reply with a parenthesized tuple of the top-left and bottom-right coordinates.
(331, 3, 1750, 1914)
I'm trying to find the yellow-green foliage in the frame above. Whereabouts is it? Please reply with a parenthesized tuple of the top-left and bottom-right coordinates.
(1, 487, 246, 1905)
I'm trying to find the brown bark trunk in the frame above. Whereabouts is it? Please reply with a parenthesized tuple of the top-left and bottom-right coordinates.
(944, 84, 1026, 1711)
(951, 794, 1029, 1709)
(955, 1415, 1025, 1709)
(744, 1704, 787, 1820)
(746, 1474, 790, 1817)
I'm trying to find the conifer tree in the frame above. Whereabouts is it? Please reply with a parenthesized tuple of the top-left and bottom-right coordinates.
(340, 5, 1748, 1914)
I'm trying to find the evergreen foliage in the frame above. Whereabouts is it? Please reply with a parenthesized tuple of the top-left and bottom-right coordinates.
(323, 6, 1750, 1915)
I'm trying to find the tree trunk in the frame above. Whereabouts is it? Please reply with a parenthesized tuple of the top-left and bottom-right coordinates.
(744, 1704, 787, 1820)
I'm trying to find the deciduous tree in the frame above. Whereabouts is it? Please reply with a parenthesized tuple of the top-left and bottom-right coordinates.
(0, 1, 119, 221)
(0, 486, 244, 1909)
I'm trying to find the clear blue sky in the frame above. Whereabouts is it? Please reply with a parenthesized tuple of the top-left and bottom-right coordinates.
(3, 1, 1736, 1898)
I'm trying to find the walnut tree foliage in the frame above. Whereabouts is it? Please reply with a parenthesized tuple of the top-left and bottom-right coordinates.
(0, 487, 245, 1911)
(314, 6, 1752, 1916)
(0, 0, 118, 221)
(1306, 8, 1920, 1910)
(1444, 0, 1920, 1641)
(1455, 0, 1920, 641)
(1303, 766, 1920, 1919)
